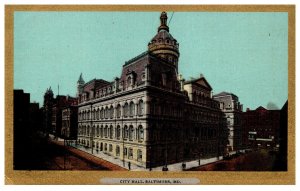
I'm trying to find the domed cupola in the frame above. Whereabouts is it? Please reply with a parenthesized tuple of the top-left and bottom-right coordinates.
(148, 12, 180, 71)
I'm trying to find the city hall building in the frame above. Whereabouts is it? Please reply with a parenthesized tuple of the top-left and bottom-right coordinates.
(76, 12, 227, 169)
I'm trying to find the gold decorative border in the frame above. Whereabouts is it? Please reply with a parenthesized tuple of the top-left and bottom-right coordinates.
(5, 5, 295, 185)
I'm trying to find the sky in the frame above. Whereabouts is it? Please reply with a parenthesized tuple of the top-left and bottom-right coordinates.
(14, 11, 288, 110)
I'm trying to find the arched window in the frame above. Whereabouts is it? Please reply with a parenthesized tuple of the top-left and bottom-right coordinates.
(96, 126, 99, 136)
(92, 109, 95, 120)
(138, 100, 144, 116)
(124, 102, 129, 117)
(104, 126, 108, 137)
(87, 126, 90, 136)
(137, 149, 142, 161)
(96, 109, 100, 120)
(127, 76, 131, 88)
(87, 111, 90, 120)
(100, 108, 104, 119)
(138, 125, 144, 141)
(105, 106, 108, 119)
(116, 125, 121, 139)
(110, 105, 114, 119)
(129, 101, 135, 117)
(124, 125, 128, 139)
(116, 145, 120, 156)
(116, 104, 121, 118)
(129, 125, 134, 141)
(100, 125, 103, 137)
(110, 125, 113, 139)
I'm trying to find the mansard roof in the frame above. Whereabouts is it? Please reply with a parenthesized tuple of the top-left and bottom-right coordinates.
(120, 51, 177, 86)
(83, 78, 111, 92)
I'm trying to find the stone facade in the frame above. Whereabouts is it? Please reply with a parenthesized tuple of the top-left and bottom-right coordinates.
(76, 12, 227, 169)
(213, 92, 243, 152)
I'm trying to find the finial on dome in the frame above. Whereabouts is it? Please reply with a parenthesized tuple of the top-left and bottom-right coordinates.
(158, 11, 169, 32)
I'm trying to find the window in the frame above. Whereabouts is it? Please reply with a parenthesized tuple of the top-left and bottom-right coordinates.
(96, 109, 100, 120)
(116, 126, 121, 139)
(124, 147, 127, 156)
(109, 144, 113, 152)
(96, 126, 99, 136)
(104, 126, 108, 137)
(116, 146, 120, 156)
(129, 102, 135, 117)
(100, 126, 103, 137)
(129, 126, 134, 141)
(92, 109, 95, 120)
(110, 125, 113, 139)
(128, 148, 133, 159)
(124, 103, 129, 117)
(138, 100, 144, 116)
(110, 106, 114, 119)
(138, 125, 144, 141)
(100, 108, 104, 119)
(87, 126, 90, 136)
(124, 126, 129, 139)
(104, 143, 107, 151)
(137, 149, 142, 161)
(116, 104, 121, 118)
(87, 111, 90, 120)
(127, 76, 131, 88)
(105, 106, 108, 119)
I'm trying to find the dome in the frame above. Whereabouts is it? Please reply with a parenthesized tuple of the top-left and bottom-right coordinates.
(150, 29, 176, 44)
(148, 12, 179, 69)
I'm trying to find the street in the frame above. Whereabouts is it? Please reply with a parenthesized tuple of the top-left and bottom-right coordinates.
(28, 135, 126, 170)
(188, 149, 282, 171)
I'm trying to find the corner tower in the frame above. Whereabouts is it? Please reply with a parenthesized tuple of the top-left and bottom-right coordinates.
(148, 12, 180, 71)
(77, 73, 85, 97)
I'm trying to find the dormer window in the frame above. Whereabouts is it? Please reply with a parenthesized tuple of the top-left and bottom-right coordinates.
(127, 76, 132, 88)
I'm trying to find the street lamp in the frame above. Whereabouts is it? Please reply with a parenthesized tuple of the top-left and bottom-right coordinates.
(162, 128, 168, 171)
(149, 145, 152, 171)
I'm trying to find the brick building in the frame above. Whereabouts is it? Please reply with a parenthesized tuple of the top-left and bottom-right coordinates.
(43, 88, 77, 138)
(242, 106, 281, 150)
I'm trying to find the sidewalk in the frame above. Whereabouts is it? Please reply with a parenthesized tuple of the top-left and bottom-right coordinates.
(49, 134, 226, 171)
(67, 141, 224, 171)
(50, 139, 127, 171)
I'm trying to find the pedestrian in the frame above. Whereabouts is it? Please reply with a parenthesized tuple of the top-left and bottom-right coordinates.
(128, 162, 131, 170)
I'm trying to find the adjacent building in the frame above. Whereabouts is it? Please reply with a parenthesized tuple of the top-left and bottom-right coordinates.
(61, 105, 78, 140)
(213, 92, 243, 152)
(43, 87, 77, 138)
(242, 106, 281, 150)
(14, 89, 42, 169)
(76, 12, 227, 169)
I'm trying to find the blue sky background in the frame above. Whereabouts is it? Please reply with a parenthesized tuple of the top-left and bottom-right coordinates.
(14, 11, 288, 110)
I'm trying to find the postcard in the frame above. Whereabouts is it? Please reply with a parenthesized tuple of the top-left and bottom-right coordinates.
(5, 5, 295, 185)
